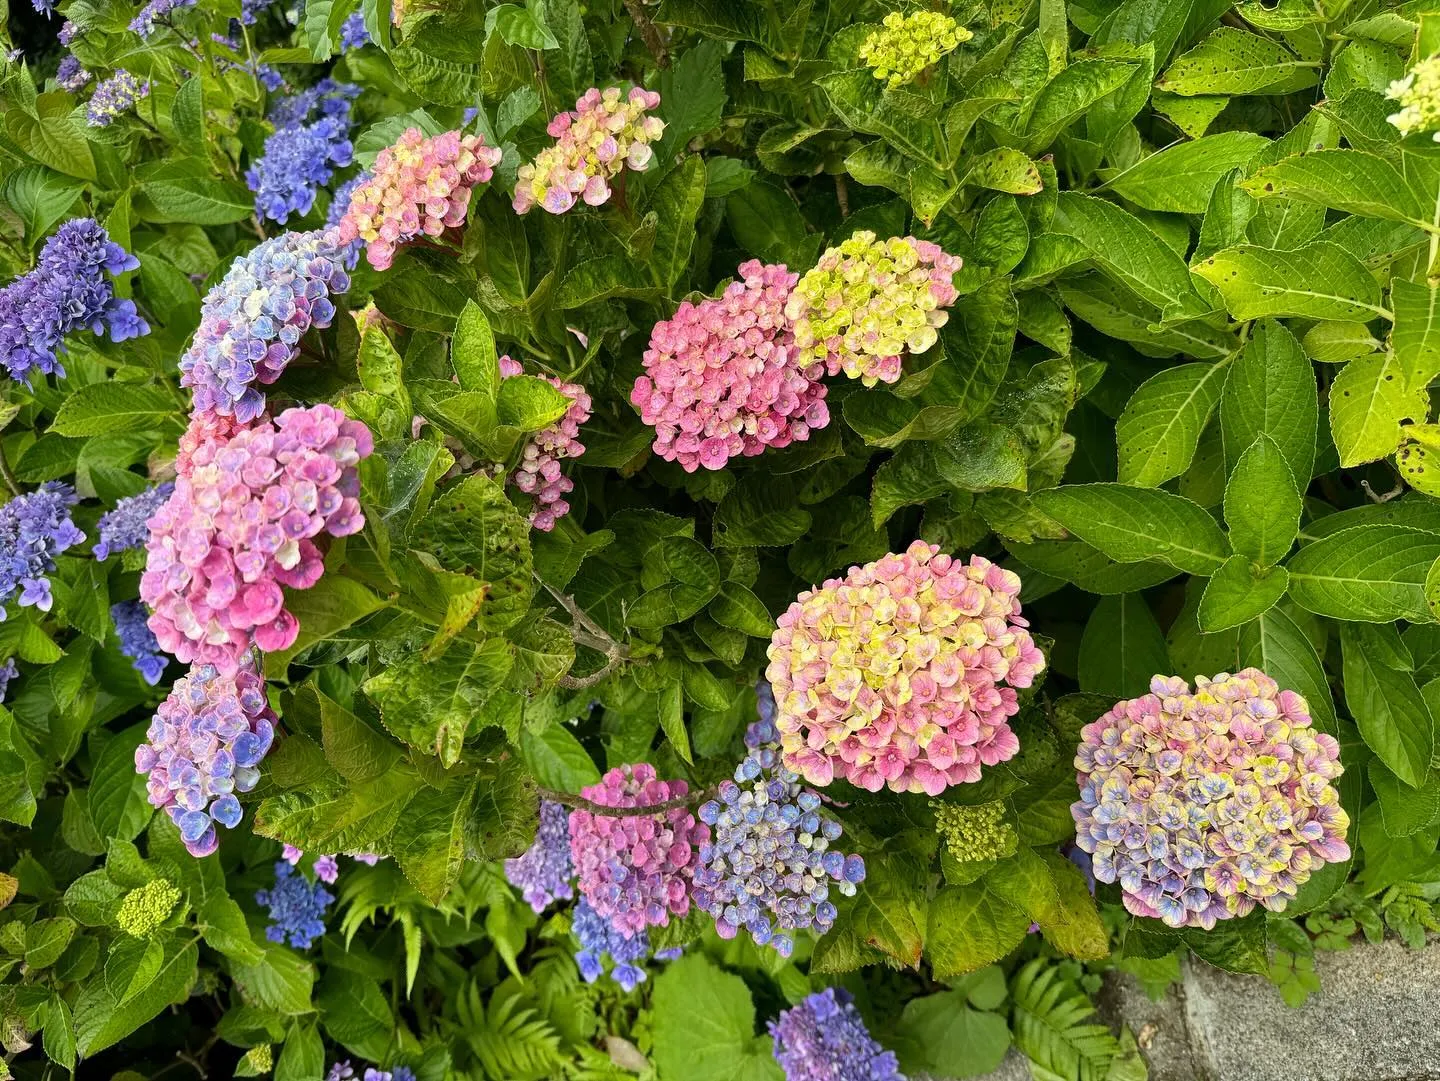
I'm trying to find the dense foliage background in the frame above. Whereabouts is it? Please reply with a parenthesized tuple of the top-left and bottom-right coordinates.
(3, 0, 1440, 1078)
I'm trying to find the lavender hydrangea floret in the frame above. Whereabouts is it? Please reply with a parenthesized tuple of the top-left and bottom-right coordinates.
(129, 0, 197, 38)
(504, 799, 574, 913)
(86, 70, 149, 127)
(570, 899, 680, 992)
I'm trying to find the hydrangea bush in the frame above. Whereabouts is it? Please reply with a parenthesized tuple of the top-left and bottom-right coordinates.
(1, 0, 1437, 1078)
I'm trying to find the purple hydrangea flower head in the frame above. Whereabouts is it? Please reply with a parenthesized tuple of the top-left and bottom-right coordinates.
(0, 658, 17, 702)
(257, 860, 333, 948)
(326, 1065, 412, 1081)
(0, 482, 84, 617)
(86, 70, 149, 126)
(94, 482, 174, 560)
(568, 763, 709, 936)
(112, 599, 168, 684)
(570, 899, 680, 991)
(58, 20, 79, 44)
(129, 0, 197, 38)
(313, 854, 339, 883)
(0, 218, 146, 384)
(178, 231, 351, 420)
(247, 117, 354, 223)
(56, 55, 89, 91)
(694, 714, 863, 956)
(1073, 669, 1351, 930)
(504, 799, 574, 912)
(339, 11, 370, 48)
(268, 78, 359, 131)
(134, 660, 277, 857)
(770, 988, 905, 1081)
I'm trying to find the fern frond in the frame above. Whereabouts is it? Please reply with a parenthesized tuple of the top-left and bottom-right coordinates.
(468, 988, 565, 1081)
(1011, 958, 1123, 1081)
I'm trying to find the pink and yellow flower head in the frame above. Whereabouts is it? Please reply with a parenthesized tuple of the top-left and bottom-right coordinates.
(513, 87, 664, 215)
(334, 128, 502, 270)
(141, 404, 373, 674)
(631, 259, 829, 472)
(568, 762, 709, 937)
(766, 541, 1044, 796)
(784, 232, 962, 386)
(499, 356, 592, 531)
(1072, 670, 1350, 930)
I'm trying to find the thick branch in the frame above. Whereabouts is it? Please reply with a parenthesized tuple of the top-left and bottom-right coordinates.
(623, 0, 670, 68)
(545, 581, 633, 690)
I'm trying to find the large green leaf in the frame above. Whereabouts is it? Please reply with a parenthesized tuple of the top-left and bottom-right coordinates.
(1032, 484, 1230, 574)
(1116, 361, 1227, 486)
(651, 955, 780, 1081)
(1158, 28, 1320, 96)
(1219, 320, 1317, 481)
(1193, 242, 1386, 322)
(1224, 435, 1301, 566)
(1330, 350, 1428, 467)
(1108, 131, 1268, 213)
(1341, 624, 1435, 787)
(414, 474, 534, 630)
(1288, 524, 1440, 623)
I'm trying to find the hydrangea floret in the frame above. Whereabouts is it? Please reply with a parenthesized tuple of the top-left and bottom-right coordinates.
(1388, 56, 1440, 139)
(57, 20, 78, 44)
(0, 482, 85, 616)
(932, 799, 1017, 863)
(129, 0, 197, 38)
(86, 70, 149, 127)
(141, 404, 373, 673)
(257, 860, 333, 947)
(695, 703, 865, 956)
(327, 1062, 416, 1081)
(338, 11, 370, 48)
(513, 87, 664, 215)
(770, 987, 905, 1081)
(504, 798, 575, 912)
(179, 229, 351, 421)
(568, 762, 709, 936)
(0, 218, 146, 384)
(571, 899, 681, 991)
(116, 878, 182, 936)
(785, 232, 962, 386)
(113, 599, 168, 685)
(0, 658, 18, 703)
(767, 540, 1044, 795)
(55, 54, 89, 91)
(857, 11, 971, 88)
(94, 482, 174, 560)
(631, 259, 829, 472)
(134, 661, 276, 856)
(499, 356, 592, 530)
(1072, 670, 1351, 930)
(335, 128, 502, 270)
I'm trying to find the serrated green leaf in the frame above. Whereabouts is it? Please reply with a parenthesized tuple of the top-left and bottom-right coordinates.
(1033, 484, 1229, 574)
(1116, 361, 1227, 486)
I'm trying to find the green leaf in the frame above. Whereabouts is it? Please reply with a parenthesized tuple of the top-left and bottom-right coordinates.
(496, 375, 570, 433)
(651, 954, 780, 1081)
(139, 176, 255, 224)
(1078, 592, 1172, 697)
(1157, 27, 1320, 96)
(1192, 242, 1387, 322)
(315, 688, 402, 783)
(1289, 524, 1440, 623)
(89, 723, 153, 845)
(708, 581, 773, 637)
(1219, 320, 1317, 482)
(1224, 435, 1301, 566)
(231, 945, 316, 1016)
(391, 775, 476, 902)
(1053, 192, 1204, 313)
(50, 384, 178, 437)
(552, 257, 660, 308)
(452, 301, 499, 399)
(490, 3, 558, 48)
(43, 995, 76, 1071)
(1198, 557, 1290, 632)
(1392, 278, 1440, 392)
(713, 479, 811, 548)
(2, 165, 81, 242)
(1107, 132, 1268, 213)
(172, 77, 205, 146)
(415, 474, 534, 630)
(630, 537, 721, 629)
(963, 147, 1045, 195)
(198, 893, 265, 964)
(1116, 361, 1227, 486)
(1243, 149, 1426, 225)
(891, 990, 1011, 1080)
(263, 576, 388, 678)
(1024, 59, 1142, 148)
(1341, 623, 1435, 787)
(275, 1022, 325, 1081)
(5, 98, 95, 180)
(517, 722, 600, 792)
(1239, 605, 1337, 730)
(649, 155, 708, 291)
(1330, 350, 1428, 467)
(725, 180, 810, 266)
(1032, 484, 1230, 574)
(74, 938, 198, 1056)
(658, 680, 692, 764)
(925, 884, 1031, 980)
(26, 917, 75, 969)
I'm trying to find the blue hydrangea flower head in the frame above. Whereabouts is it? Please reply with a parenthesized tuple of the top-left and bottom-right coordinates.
(257, 860, 333, 948)
(0, 482, 84, 617)
(94, 482, 174, 560)
(770, 988, 905, 1081)
(504, 799, 574, 913)
(112, 600, 168, 684)
(179, 229, 350, 420)
(87, 70, 149, 126)
(0, 657, 18, 703)
(56, 55, 89, 91)
(339, 11, 370, 48)
(247, 118, 354, 223)
(129, 0, 197, 38)
(570, 899, 682, 991)
(268, 77, 358, 129)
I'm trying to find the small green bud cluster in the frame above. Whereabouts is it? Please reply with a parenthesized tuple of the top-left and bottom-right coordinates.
(932, 800, 1016, 862)
(116, 879, 182, 937)
(858, 12, 971, 89)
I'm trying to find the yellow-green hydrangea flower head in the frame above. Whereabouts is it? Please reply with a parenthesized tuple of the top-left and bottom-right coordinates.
(932, 800, 1017, 862)
(784, 232, 962, 386)
(858, 11, 971, 88)
(116, 878, 182, 937)
(1388, 55, 1440, 139)
(1072, 670, 1350, 930)
(766, 540, 1045, 796)
(241, 1045, 273, 1073)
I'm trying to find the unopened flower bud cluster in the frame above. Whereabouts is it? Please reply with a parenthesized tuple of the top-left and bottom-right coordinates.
(858, 11, 971, 88)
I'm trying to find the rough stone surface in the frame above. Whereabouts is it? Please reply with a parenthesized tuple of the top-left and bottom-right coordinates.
(1097, 970, 1202, 1081)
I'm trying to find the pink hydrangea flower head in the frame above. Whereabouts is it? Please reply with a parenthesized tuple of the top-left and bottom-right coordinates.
(631, 260, 830, 472)
(766, 540, 1044, 795)
(134, 659, 276, 857)
(785, 232, 962, 386)
(335, 128, 502, 270)
(141, 404, 373, 674)
(500, 356, 592, 531)
(1073, 669, 1350, 930)
(568, 762, 710, 937)
(176, 409, 250, 479)
(513, 87, 665, 215)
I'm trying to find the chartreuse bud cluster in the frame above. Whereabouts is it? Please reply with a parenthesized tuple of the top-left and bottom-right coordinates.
(513, 87, 665, 215)
(571, 899, 681, 991)
(135, 661, 276, 857)
(932, 799, 1017, 862)
(767, 540, 1044, 795)
(785, 232, 962, 386)
(568, 763, 709, 936)
(631, 259, 830, 472)
(1388, 56, 1440, 139)
(335, 128, 502, 270)
(141, 405, 372, 673)
(498, 357, 592, 531)
(770, 987, 905, 1081)
(858, 11, 971, 88)
(694, 694, 864, 957)
(503, 799, 575, 913)
(1073, 670, 1351, 930)
(116, 878, 182, 936)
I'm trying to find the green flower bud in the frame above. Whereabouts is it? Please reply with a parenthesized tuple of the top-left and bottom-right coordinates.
(932, 800, 1017, 862)
(858, 12, 971, 89)
(116, 878, 182, 938)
